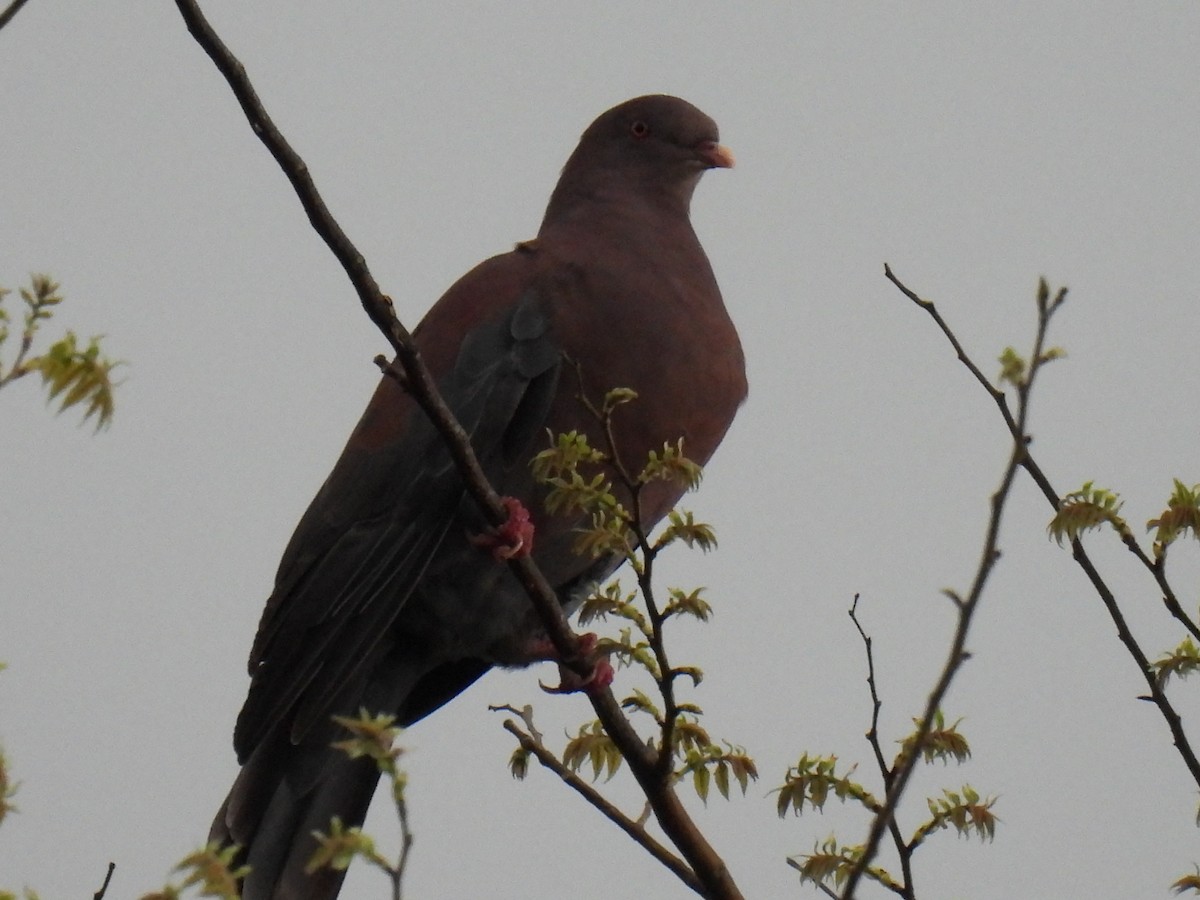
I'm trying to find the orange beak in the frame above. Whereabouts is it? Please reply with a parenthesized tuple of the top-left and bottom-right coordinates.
(697, 141, 735, 169)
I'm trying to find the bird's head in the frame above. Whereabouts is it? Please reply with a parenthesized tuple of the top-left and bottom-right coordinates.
(544, 94, 733, 226)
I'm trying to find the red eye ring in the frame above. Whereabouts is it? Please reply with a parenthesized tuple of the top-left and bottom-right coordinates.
(630, 120, 649, 139)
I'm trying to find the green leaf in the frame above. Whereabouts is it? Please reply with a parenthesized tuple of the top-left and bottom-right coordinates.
(787, 838, 899, 891)
(1152, 637, 1200, 689)
(508, 747, 530, 780)
(1173, 867, 1200, 894)
(529, 429, 605, 481)
(997, 346, 1027, 387)
(1048, 481, 1128, 545)
(692, 763, 711, 802)
(676, 741, 758, 805)
(577, 581, 638, 626)
(1147, 480, 1200, 548)
(672, 665, 704, 687)
(663, 586, 714, 621)
(897, 710, 972, 766)
(0, 732, 14, 826)
(774, 753, 875, 816)
(655, 509, 718, 552)
(141, 842, 248, 900)
(305, 817, 377, 874)
(571, 509, 635, 559)
(713, 759, 730, 799)
(670, 716, 712, 754)
(638, 439, 703, 490)
(562, 721, 622, 781)
(604, 627, 660, 678)
(919, 785, 999, 842)
(330, 710, 404, 780)
(602, 387, 639, 413)
(620, 688, 663, 722)
(29, 331, 121, 430)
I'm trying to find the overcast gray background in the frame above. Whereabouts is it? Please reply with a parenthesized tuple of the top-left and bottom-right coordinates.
(3, 3, 1199, 898)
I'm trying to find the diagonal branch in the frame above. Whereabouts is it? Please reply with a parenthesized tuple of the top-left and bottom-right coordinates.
(1119, 537, 1200, 642)
(501, 718, 701, 893)
(92, 861, 116, 900)
(172, 0, 590, 726)
(172, 3, 741, 896)
(0, 0, 31, 33)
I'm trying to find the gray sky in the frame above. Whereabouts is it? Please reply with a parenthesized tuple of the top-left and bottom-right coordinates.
(3, 2, 1200, 898)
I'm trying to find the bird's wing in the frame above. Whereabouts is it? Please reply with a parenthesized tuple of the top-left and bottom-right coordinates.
(233, 253, 563, 760)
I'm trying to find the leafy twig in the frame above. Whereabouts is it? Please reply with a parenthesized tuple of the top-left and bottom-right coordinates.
(139, 844, 246, 900)
(496, 710, 701, 893)
(565, 367, 693, 778)
(313, 712, 413, 900)
(528, 416, 753, 893)
(0, 276, 120, 430)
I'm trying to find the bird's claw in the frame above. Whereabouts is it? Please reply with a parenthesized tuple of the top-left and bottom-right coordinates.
(470, 496, 534, 560)
(540, 657, 614, 695)
(537, 632, 614, 695)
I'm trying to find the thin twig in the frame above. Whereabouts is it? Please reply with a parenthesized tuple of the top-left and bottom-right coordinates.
(1062, 538, 1200, 787)
(0, 279, 53, 389)
(0, 0, 31, 32)
(93, 861, 115, 900)
(172, 4, 741, 896)
(1121, 530, 1200, 641)
(502, 718, 701, 893)
(391, 793, 413, 900)
(848, 597, 914, 897)
(848, 597, 888, 787)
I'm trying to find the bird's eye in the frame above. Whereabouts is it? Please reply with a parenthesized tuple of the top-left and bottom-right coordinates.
(630, 120, 649, 139)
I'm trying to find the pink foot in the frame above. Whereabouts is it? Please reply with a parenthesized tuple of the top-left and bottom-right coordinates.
(537, 632, 615, 695)
(471, 496, 534, 560)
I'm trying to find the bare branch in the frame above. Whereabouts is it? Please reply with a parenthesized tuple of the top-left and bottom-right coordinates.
(390, 791, 413, 900)
(501, 718, 701, 893)
(1118, 525, 1200, 642)
(0, 0, 31, 33)
(173, 0, 592, 704)
(93, 861, 115, 900)
(848, 597, 914, 896)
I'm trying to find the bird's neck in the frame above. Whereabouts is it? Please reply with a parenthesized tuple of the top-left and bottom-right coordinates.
(539, 175, 699, 234)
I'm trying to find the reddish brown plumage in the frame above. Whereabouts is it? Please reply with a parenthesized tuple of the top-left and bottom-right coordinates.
(213, 94, 745, 900)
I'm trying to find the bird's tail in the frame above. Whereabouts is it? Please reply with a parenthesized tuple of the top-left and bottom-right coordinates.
(210, 732, 381, 900)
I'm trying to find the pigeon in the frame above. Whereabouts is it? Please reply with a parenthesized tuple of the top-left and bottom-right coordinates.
(211, 94, 746, 900)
